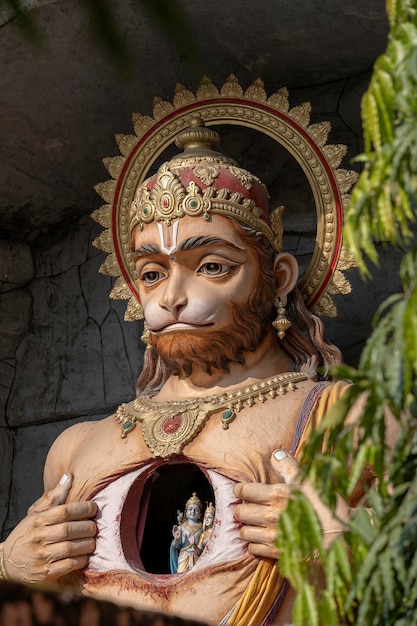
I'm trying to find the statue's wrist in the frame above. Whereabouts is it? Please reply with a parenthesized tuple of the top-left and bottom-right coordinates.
(0, 542, 9, 581)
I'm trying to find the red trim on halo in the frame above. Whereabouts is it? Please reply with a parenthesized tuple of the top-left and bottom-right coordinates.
(112, 98, 344, 308)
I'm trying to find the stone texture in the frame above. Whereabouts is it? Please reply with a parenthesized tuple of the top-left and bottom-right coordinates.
(34, 215, 90, 278)
(6, 215, 142, 426)
(326, 245, 404, 366)
(1, 414, 107, 536)
(0, 0, 388, 236)
(7, 265, 88, 424)
(0, 360, 15, 425)
(110, 299, 143, 387)
(0, 240, 34, 292)
(101, 309, 141, 407)
(0, 427, 14, 535)
(79, 254, 111, 327)
(339, 73, 377, 139)
(56, 317, 106, 416)
(0, 288, 32, 359)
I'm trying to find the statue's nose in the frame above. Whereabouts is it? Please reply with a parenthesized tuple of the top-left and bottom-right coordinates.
(159, 273, 188, 317)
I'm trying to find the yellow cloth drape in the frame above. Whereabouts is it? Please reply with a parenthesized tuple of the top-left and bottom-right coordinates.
(227, 381, 349, 626)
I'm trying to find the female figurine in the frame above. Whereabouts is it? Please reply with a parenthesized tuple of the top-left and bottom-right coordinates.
(197, 503, 215, 552)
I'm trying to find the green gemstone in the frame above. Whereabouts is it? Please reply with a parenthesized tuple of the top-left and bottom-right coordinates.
(143, 208, 148, 215)
(123, 421, 133, 430)
(190, 200, 197, 207)
(203, 212, 210, 220)
(222, 410, 233, 421)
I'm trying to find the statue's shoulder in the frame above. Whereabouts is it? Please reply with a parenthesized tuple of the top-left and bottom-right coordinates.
(43, 418, 110, 489)
(56, 411, 120, 443)
(53, 419, 100, 447)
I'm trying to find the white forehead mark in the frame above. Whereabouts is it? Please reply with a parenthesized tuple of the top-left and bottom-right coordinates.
(157, 220, 179, 255)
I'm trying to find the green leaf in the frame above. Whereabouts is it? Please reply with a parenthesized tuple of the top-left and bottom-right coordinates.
(297, 494, 325, 557)
(348, 508, 377, 546)
(378, 548, 396, 611)
(355, 578, 373, 626)
(331, 538, 353, 585)
(302, 584, 320, 626)
(318, 590, 339, 625)
(346, 442, 370, 496)
(362, 90, 382, 153)
(350, 532, 389, 600)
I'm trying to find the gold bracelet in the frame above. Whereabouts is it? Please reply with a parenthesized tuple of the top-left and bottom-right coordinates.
(0, 543, 8, 581)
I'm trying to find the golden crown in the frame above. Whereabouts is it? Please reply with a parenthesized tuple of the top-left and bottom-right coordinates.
(205, 502, 215, 516)
(130, 117, 284, 252)
(186, 492, 202, 510)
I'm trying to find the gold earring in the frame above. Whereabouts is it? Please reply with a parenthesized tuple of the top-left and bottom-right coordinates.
(141, 321, 153, 351)
(272, 297, 291, 340)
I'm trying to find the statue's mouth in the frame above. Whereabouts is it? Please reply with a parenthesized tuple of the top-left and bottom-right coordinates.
(153, 322, 214, 333)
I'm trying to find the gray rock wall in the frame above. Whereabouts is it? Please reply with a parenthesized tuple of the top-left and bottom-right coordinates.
(0, 216, 143, 536)
(0, 74, 402, 539)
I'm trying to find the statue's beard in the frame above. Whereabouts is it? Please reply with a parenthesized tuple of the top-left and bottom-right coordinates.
(150, 300, 273, 377)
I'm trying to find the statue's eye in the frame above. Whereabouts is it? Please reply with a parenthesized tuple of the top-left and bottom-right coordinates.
(141, 270, 165, 285)
(198, 262, 231, 276)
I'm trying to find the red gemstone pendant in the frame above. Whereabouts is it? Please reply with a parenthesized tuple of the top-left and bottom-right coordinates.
(162, 415, 182, 434)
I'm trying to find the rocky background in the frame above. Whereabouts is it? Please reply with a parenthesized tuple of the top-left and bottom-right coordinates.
(0, 0, 402, 539)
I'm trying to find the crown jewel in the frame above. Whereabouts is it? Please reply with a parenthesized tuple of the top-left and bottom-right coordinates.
(130, 117, 284, 252)
(186, 492, 202, 510)
(205, 502, 215, 516)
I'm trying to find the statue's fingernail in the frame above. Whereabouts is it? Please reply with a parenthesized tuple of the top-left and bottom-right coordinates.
(59, 473, 70, 485)
(274, 450, 288, 461)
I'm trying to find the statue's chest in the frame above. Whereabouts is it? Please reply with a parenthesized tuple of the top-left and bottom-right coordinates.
(85, 385, 308, 578)
(88, 458, 243, 577)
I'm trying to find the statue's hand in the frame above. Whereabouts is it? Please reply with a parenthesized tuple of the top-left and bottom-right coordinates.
(2, 473, 98, 584)
(233, 450, 350, 559)
(188, 532, 195, 545)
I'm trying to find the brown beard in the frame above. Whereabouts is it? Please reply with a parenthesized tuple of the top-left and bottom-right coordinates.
(150, 298, 274, 377)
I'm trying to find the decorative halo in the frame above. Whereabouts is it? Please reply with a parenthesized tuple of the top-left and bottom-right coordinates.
(93, 75, 357, 321)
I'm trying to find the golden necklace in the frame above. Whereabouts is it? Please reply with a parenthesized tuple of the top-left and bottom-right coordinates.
(116, 371, 308, 458)
(181, 520, 203, 533)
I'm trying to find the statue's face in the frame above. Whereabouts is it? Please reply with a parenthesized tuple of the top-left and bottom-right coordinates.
(204, 513, 214, 527)
(186, 504, 201, 522)
(133, 215, 259, 336)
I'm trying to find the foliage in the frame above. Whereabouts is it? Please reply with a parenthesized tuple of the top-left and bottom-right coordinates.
(277, 1, 417, 624)
(344, 0, 417, 275)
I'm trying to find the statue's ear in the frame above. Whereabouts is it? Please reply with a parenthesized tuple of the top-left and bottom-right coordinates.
(273, 253, 299, 305)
